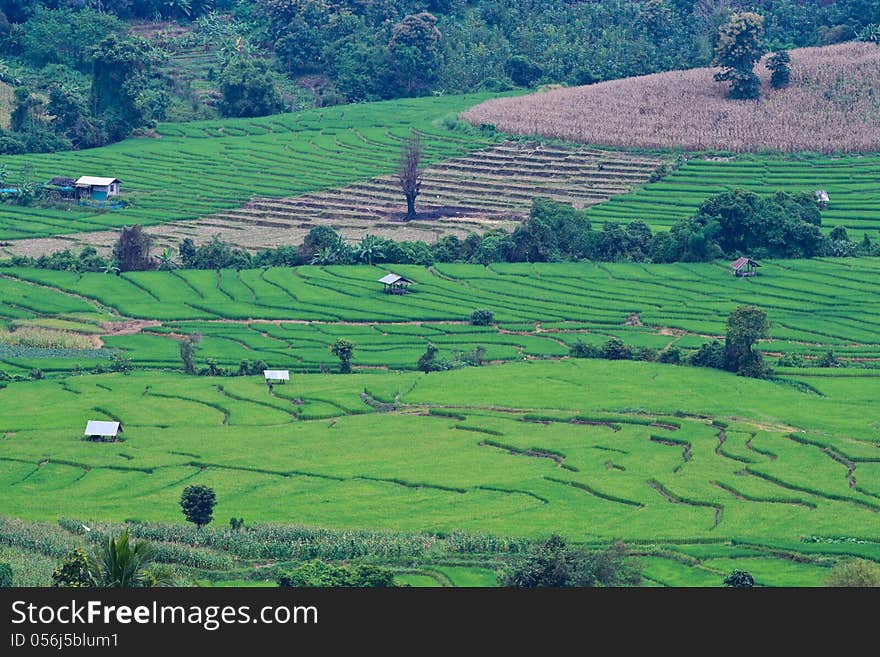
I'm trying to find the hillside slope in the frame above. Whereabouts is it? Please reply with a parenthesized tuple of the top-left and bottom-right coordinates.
(462, 43, 880, 154)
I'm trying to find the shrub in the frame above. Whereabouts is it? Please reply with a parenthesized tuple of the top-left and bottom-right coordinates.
(777, 353, 805, 367)
(471, 309, 495, 326)
(635, 347, 657, 362)
(815, 350, 843, 368)
(109, 353, 132, 374)
(723, 569, 755, 587)
(602, 337, 632, 360)
(52, 548, 93, 587)
(417, 343, 440, 374)
(501, 535, 641, 587)
(689, 341, 726, 369)
(658, 347, 681, 364)
(569, 339, 601, 358)
(767, 51, 791, 88)
(277, 560, 395, 588)
(826, 558, 880, 587)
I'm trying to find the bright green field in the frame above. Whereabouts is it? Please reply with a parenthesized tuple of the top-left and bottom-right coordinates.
(1, 259, 879, 586)
(1, 258, 878, 377)
(587, 154, 880, 233)
(1, 361, 878, 538)
(0, 94, 496, 241)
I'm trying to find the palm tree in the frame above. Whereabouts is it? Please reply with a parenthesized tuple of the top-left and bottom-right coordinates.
(157, 246, 180, 271)
(88, 528, 158, 588)
(355, 235, 385, 266)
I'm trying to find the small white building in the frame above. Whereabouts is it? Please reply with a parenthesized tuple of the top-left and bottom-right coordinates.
(84, 420, 122, 441)
(815, 190, 829, 208)
(75, 176, 121, 202)
(263, 369, 290, 384)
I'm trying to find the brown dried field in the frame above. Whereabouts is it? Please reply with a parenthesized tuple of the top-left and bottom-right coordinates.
(461, 42, 880, 154)
(0, 141, 664, 257)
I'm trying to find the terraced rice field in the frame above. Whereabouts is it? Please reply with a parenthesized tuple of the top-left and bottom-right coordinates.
(0, 258, 878, 376)
(1, 258, 879, 586)
(1, 139, 664, 257)
(587, 154, 880, 233)
(0, 94, 498, 244)
(0, 362, 878, 566)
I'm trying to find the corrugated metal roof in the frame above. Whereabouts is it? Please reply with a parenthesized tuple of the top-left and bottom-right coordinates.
(75, 176, 120, 187)
(731, 257, 759, 270)
(378, 273, 413, 285)
(263, 370, 290, 381)
(84, 420, 121, 436)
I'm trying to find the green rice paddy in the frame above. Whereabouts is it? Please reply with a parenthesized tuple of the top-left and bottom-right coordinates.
(1, 258, 878, 377)
(0, 94, 496, 241)
(587, 154, 880, 233)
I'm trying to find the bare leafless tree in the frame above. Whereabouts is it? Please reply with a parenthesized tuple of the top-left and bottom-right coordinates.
(398, 131, 422, 220)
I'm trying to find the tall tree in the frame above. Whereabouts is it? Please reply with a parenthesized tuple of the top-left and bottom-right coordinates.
(713, 12, 766, 100)
(398, 131, 422, 221)
(112, 225, 153, 272)
(724, 305, 770, 378)
(388, 12, 442, 96)
(217, 57, 283, 118)
(90, 34, 156, 141)
(329, 338, 355, 373)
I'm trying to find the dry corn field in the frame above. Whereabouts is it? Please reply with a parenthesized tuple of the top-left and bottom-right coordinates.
(2, 141, 664, 257)
(462, 43, 880, 154)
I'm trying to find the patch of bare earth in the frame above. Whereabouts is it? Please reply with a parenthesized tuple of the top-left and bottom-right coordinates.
(1, 141, 665, 258)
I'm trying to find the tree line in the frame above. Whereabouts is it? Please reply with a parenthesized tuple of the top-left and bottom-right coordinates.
(4, 190, 876, 275)
(1, 0, 878, 153)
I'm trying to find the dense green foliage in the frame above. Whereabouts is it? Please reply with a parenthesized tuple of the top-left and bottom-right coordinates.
(277, 560, 395, 587)
(724, 306, 770, 378)
(139, 193, 871, 269)
(88, 528, 158, 587)
(0, 93, 494, 239)
(723, 569, 755, 587)
(51, 547, 92, 587)
(587, 154, 880, 235)
(501, 535, 641, 587)
(2, 0, 878, 154)
(0, 561, 11, 587)
(825, 558, 880, 586)
(180, 485, 217, 528)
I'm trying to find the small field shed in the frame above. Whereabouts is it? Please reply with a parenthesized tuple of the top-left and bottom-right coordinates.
(75, 176, 121, 201)
(731, 257, 760, 277)
(84, 420, 123, 441)
(379, 273, 414, 295)
(263, 369, 290, 383)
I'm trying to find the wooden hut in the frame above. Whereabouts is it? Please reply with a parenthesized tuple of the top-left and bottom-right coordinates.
(378, 273, 414, 295)
(731, 257, 760, 277)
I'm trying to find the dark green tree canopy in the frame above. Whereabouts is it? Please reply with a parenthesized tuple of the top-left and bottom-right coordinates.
(180, 484, 217, 528)
(218, 58, 284, 118)
(724, 569, 756, 587)
(725, 305, 770, 378)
